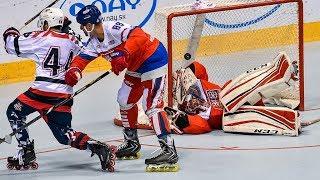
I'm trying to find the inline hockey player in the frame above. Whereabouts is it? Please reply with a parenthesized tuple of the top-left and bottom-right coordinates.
(3, 8, 115, 171)
(166, 52, 301, 136)
(64, 5, 179, 172)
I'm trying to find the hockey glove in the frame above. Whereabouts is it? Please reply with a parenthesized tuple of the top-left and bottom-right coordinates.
(3, 27, 20, 42)
(65, 67, 82, 87)
(108, 50, 128, 75)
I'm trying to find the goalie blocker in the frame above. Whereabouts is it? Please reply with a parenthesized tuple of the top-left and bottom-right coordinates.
(223, 105, 301, 136)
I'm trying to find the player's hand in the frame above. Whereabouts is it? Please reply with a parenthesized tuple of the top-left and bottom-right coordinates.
(109, 51, 128, 75)
(65, 67, 82, 87)
(3, 27, 20, 42)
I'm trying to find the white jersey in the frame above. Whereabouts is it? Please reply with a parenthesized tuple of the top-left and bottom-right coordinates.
(5, 30, 81, 94)
(81, 21, 133, 59)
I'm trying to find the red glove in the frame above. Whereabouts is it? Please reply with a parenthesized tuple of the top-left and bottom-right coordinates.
(65, 67, 82, 87)
(109, 50, 128, 75)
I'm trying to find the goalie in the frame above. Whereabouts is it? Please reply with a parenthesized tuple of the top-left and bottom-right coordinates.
(165, 52, 301, 136)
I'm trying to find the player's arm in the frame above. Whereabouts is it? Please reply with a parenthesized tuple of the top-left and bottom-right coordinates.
(65, 40, 98, 86)
(3, 27, 39, 57)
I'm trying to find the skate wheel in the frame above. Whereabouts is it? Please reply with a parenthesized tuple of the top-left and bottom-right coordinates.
(31, 162, 39, 170)
(15, 165, 22, 170)
(107, 166, 115, 172)
(110, 153, 116, 160)
(109, 145, 117, 153)
(109, 160, 115, 166)
(23, 165, 30, 170)
(7, 163, 14, 170)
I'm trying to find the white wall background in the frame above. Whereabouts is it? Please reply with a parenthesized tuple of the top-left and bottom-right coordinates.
(0, 0, 318, 62)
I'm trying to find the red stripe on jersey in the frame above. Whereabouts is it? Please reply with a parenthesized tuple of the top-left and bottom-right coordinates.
(50, 31, 70, 39)
(18, 94, 71, 113)
(29, 88, 71, 98)
(70, 55, 91, 72)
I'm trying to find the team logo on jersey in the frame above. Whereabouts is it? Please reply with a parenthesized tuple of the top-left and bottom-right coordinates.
(61, 0, 157, 27)
(206, 90, 220, 107)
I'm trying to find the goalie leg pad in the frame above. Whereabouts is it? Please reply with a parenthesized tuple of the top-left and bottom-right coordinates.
(220, 52, 294, 113)
(223, 105, 300, 136)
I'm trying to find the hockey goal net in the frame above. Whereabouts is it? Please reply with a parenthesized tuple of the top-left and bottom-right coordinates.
(114, 0, 304, 129)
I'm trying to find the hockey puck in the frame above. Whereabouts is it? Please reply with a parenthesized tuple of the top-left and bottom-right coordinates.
(184, 53, 191, 60)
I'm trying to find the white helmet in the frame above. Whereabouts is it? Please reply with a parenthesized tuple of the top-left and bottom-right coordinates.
(37, 8, 64, 29)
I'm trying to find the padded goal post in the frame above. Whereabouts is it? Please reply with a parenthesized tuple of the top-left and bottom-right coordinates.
(114, 0, 304, 129)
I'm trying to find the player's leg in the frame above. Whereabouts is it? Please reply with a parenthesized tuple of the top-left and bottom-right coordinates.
(116, 73, 144, 159)
(6, 98, 38, 170)
(220, 52, 297, 113)
(45, 111, 116, 171)
(142, 76, 179, 171)
(223, 105, 300, 136)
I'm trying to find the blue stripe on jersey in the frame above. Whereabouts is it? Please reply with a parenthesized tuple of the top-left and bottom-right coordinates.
(79, 53, 96, 61)
(158, 112, 169, 138)
(151, 77, 162, 101)
(136, 42, 168, 73)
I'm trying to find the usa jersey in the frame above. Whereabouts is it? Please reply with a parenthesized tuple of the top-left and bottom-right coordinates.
(5, 30, 81, 94)
(79, 21, 161, 72)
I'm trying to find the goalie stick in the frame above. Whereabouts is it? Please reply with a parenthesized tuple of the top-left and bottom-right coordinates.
(0, 70, 111, 145)
(301, 118, 320, 127)
(19, 0, 61, 31)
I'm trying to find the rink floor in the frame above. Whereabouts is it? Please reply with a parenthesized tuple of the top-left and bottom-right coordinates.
(0, 42, 320, 180)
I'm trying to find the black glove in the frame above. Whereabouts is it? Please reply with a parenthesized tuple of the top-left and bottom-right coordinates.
(3, 27, 20, 42)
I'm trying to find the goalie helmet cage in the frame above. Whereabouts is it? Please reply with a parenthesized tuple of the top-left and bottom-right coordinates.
(157, 0, 305, 110)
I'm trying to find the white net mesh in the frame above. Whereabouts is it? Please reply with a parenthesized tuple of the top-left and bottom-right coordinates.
(155, 0, 302, 109)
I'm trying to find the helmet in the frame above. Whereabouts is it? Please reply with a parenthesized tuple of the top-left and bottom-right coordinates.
(76, 5, 102, 25)
(37, 8, 64, 29)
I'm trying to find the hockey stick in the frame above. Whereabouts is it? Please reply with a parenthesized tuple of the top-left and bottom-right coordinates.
(19, 0, 61, 31)
(0, 70, 111, 145)
(301, 118, 320, 127)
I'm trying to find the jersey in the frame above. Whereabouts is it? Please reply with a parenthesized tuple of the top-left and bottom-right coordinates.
(77, 21, 160, 72)
(5, 30, 81, 94)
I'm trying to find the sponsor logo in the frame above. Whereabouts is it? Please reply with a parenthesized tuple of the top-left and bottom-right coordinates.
(254, 129, 278, 134)
(60, 0, 157, 27)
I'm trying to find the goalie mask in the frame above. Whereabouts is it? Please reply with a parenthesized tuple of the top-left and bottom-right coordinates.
(37, 8, 64, 30)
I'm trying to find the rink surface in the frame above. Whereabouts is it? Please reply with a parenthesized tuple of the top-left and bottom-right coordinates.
(0, 42, 320, 180)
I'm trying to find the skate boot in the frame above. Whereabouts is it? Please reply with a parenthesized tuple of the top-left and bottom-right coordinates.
(116, 128, 141, 160)
(145, 139, 179, 172)
(88, 140, 117, 172)
(7, 140, 38, 170)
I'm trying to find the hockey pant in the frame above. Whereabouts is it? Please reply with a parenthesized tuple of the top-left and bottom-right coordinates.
(117, 74, 171, 138)
(6, 90, 90, 150)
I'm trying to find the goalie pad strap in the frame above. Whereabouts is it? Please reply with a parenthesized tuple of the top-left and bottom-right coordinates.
(223, 105, 300, 136)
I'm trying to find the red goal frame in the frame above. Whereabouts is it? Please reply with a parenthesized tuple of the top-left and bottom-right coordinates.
(166, 0, 304, 110)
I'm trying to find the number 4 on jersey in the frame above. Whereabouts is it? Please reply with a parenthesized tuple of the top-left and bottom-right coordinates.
(43, 47, 73, 76)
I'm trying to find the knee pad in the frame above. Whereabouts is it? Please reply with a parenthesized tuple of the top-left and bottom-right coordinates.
(6, 101, 25, 120)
